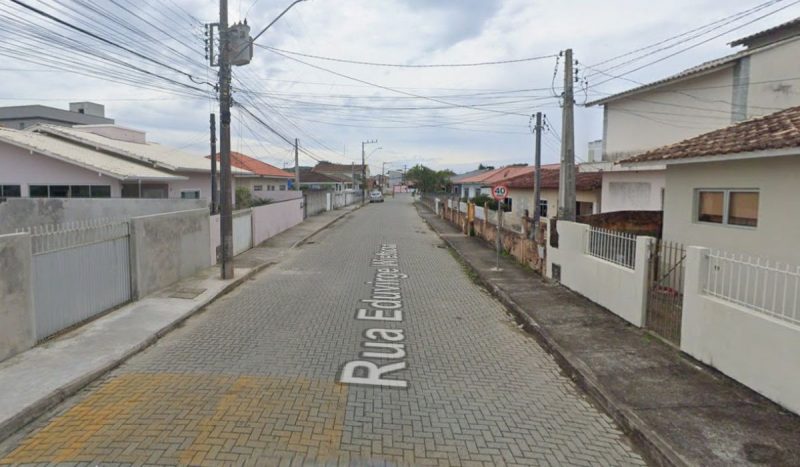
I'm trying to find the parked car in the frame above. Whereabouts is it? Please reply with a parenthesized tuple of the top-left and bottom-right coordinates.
(369, 191, 384, 203)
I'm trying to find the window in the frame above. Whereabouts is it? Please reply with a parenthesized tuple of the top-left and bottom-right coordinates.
(91, 185, 111, 198)
(29, 185, 48, 197)
(268, 185, 275, 191)
(0, 185, 21, 197)
(697, 189, 758, 227)
(70, 185, 91, 198)
(576, 201, 594, 216)
(279, 185, 286, 191)
(253, 185, 263, 191)
(181, 190, 200, 199)
(49, 185, 69, 197)
(538, 200, 548, 218)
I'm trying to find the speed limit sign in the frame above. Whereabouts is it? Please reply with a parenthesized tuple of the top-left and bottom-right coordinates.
(492, 185, 509, 201)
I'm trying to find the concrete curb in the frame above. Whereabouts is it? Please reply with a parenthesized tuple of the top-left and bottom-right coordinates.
(0, 208, 359, 444)
(415, 202, 687, 467)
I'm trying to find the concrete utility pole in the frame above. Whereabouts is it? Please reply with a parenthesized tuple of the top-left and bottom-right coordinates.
(218, 0, 234, 279)
(531, 111, 543, 240)
(210, 112, 217, 214)
(558, 48, 576, 221)
(361, 139, 377, 204)
(294, 138, 300, 190)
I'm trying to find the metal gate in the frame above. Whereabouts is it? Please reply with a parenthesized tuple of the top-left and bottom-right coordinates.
(233, 209, 253, 255)
(646, 240, 686, 345)
(27, 221, 132, 341)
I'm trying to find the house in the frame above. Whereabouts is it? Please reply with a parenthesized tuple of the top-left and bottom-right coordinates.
(0, 102, 114, 130)
(0, 127, 184, 198)
(386, 169, 404, 188)
(619, 105, 800, 265)
(456, 166, 535, 200)
(504, 167, 602, 223)
(585, 17, 800, 213)
(210, 151, 295, 200)
(450, 169, 491, 198)
(297, 168, 347, 191)
(312, 161, 369, 190)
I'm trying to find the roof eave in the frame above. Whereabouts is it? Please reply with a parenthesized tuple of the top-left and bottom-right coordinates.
(622, 147, 800, 167)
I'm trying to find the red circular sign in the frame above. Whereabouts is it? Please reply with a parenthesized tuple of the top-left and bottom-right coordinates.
(492, 185, 509, 201)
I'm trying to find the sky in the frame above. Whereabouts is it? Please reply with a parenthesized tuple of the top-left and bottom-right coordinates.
(1, 0, 798, 175)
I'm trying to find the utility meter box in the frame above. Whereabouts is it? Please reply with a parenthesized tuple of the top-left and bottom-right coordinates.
(228, 22, 253, 66)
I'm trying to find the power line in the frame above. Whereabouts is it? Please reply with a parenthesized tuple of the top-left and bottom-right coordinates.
(260, 45, 558, 68)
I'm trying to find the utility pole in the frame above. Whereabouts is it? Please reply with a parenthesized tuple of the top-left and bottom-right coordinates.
(531, 111, 543, 240)
(210, 113, 217, 214)
(558, 48, 576, 221)
(218, 0, 234, 279)
(361, 139, 377, 204)
(294, 138, 300, 190)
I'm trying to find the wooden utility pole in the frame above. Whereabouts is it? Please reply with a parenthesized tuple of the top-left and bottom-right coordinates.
(294, 138, 300, 190)
(210, 113, 217, 214)
(531, 111, 543, 240)
(558, 48, 576, 221)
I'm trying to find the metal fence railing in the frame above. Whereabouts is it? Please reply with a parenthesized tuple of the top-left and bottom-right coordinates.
(704, 251, 800, 326)
(19, 220, 131, 341)
(586, 226, 637, 269)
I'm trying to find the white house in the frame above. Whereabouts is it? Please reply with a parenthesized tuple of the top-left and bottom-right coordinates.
(586, 17, 800, 213)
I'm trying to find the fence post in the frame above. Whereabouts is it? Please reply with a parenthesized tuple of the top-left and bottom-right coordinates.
(128, 219, 141, 300)
(0, 232, 36, 362)
(634, 236, 656, 327)
(681, 246, 710, 353)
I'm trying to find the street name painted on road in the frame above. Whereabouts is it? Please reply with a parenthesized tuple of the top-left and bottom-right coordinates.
(340, 243, 409, 388)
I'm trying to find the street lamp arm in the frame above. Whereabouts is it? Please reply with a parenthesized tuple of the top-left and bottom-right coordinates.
(251, 0, 308, 44)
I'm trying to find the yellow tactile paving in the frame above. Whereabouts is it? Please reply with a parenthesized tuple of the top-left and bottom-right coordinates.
(1, 373, 348, 465)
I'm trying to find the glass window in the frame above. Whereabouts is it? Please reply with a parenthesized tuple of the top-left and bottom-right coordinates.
(70, 185, 91, 198)
(0, 185, 21, 197)
(181, 190, 200, 199)
(29, 185, 48, 197)
(91, 185, 111, 198)
(253, 185, 263, 191)
(279, 185, 286, 191)
(698, 191, 724, 223)
(49, 185, 69, 197)
(728, 191, 758, 227)
(576, 202, 594, 216)
(538, 200, 548, 218)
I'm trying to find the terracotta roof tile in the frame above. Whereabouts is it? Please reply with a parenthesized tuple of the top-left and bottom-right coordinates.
(312, 161, 365, 173)
(621, 105, 800, 164)
(504, 167, 601, 191)
(211, 152, 293, 178)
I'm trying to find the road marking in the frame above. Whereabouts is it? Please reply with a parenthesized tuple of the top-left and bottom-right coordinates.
(340, 244, 409, 388)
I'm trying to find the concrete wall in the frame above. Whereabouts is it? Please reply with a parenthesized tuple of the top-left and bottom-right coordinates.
(305, 191, 328, 217)
(663, 156, 800, 265)
(0, 197, 206, 234)
(604, 67, 734, 160)
(682, 246, 800, 415)
(546, 221, 652, 327)
(601, 170, 665, 213)
(166, 171, 213, 201)
(130, 209, 210, 297)
(508, 188, 600, 223)
(747, 38, 800, 118)
(252, 198, 304, 245)
(209, 214, 220, 265)
(0, 141, 123, 198)
(0, 233, 35, 362)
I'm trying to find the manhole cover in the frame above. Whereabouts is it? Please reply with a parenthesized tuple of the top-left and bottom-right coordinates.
(169, 288, 206, 299)
(743, 442, 785, 464)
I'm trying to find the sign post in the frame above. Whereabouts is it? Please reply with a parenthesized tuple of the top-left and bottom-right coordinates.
(492, 185, 509, 271)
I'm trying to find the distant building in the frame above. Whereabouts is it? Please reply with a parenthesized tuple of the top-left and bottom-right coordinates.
(311, 161, 369, 190)
(0, 101, 114, 130)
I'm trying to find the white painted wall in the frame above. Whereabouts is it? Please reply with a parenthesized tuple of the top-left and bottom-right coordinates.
(546, 221, 653, 327)
(663, 155, 800, 265)
(604, 68, 734, 161)
(682, 246, 800, 415)
(0, 142, 122, 197)
(747, 38, 800, 118)
(167, 171, 212, 200)
(601, 170, 665, 213)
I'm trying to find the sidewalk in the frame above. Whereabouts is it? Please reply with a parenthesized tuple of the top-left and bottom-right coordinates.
(417, 204, 800, 466)
(0, 204, 360, 443)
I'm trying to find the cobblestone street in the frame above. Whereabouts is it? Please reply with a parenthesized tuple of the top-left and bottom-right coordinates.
(0, 195, 645, 466)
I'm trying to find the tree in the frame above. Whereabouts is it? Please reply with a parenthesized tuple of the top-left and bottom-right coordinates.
(478, 163, 495, 170)
(405, 164, 453, 193)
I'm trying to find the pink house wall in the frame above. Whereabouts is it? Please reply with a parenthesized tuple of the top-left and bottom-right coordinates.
(0, 142, 123, 197)
(252, 198, 303, 245)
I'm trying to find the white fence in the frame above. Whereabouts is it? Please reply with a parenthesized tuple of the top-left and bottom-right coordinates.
(22, 220, 132, 341)
(586, 226, 637, 269)
(232, 209, 253, 256)
(704, 250, 799, 326)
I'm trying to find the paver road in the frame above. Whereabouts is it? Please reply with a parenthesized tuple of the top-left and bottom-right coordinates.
(0, 195, 645, 466)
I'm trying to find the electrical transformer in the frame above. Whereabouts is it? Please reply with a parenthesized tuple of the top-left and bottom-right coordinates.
(228, 21, 253, 66)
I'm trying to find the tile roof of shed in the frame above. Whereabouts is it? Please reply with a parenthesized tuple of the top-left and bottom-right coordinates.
(620, 105, 800, 164)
